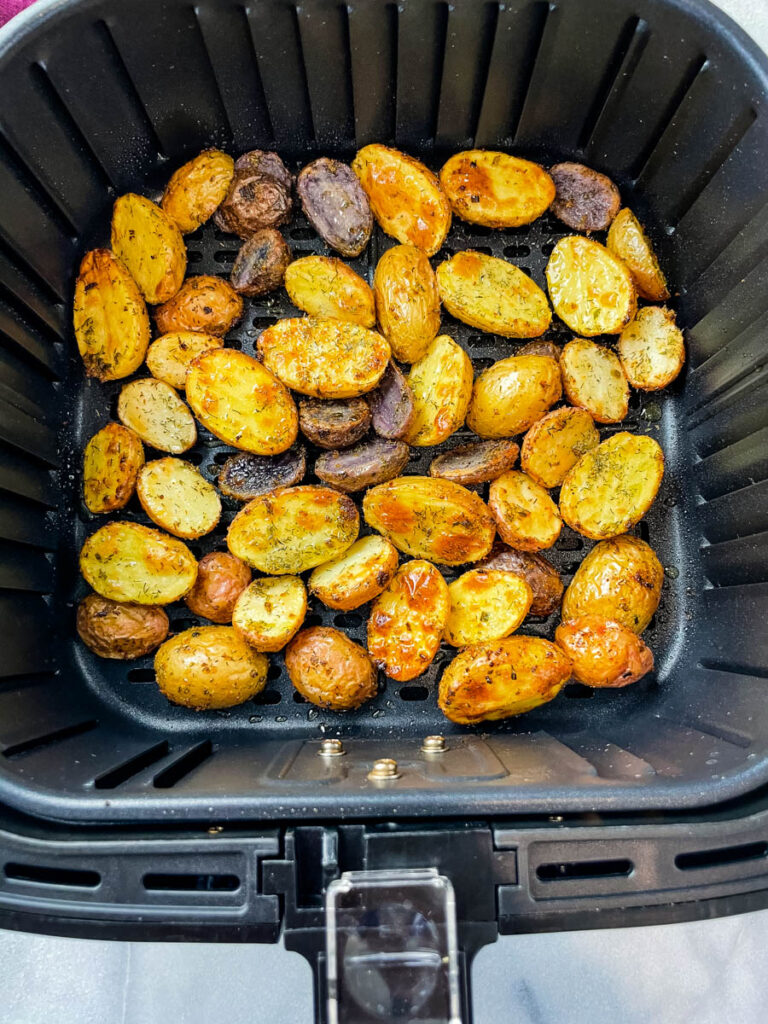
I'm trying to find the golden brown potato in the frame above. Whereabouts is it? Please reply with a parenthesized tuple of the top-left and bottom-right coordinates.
(76, 594, 169, 660)
(83, 422, 144, 514)
(546, 236, 636, 336)
(560, 339, 629, 424)
(73, 249, 150, 381)
(520, 406, 600, 489)
(308, 535, 400, 611)
(218, 448, 307, 501)
(555, 615, 654, 687)
(298, 397, 371, 450)
(297, 157, 373, 257)
(466, 355, 562, 438)
(445, 569, 532, 647)
(285, 255, 376, 327)
(549, 162, 621, 232)
(429, 439, 519, 486)
(363, 476, 495, 566)
(232, 575, 307, 652)
(111, 193, 186, 304)
(154, 275, 243, 336)
(80, 521, 197, 604)
(117, 378, 197, 454)
(404, 334, 473, 446)
(437, 251, 551, 338)
(230, 228, 291, 297)
(257, 317, 390, 399)
(228, 485, 359, 574)
(351, 144, 451, 256)
(618, 306, 685, 391)
(606, 208, 669, 302)
(440, 150, 555, 227)
(438, 635, 571, 724)
(137, 458, 221, 539)
(488, 470, 562, 551)
(184, 552, 251, 624)
(161, 149, 235, 234)
(373, 244, 441, 363)
(561, 534, 663, 634)
(146, 331, 223, 390)
(155, 626, 268, 709)
(560, 432, 664, 540)
(367, 560, 450, 681)
(285, 626, 377, 709)
(478, 544, 564, 617)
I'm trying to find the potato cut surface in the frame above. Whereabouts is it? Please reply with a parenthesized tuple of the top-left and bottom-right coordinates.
(137, 458, 221, 539)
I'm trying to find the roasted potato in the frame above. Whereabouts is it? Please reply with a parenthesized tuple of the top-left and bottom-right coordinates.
(146, 331, 223, 390)
(560, 339, 629, 424)
(309, 535, 400, 611)
(440, 150, 555, 228)
(111, 193, 186, 304)
(154, 275, 243, 336)
(186, 348, 298, 455)
(228, 485, 359, 574)
(363, 475, 495, 566)
(185, 552, 251, 623)
(297, 157, 373, 257)
(285, 626, 377, 709)
(438, 635, 571, 724)
(549, 162, 620, 231)
(218, 447, 306, 501)
(561, 534, 663, 634)
(478, 544, 564, 617)
(466, 354, 562, 438)
(230, 228, 291, 297)
(257, 317, 390, 398)
(315, 438, 410, 493)
(298, 397, 371, 450)
(137, 458, 221, 539)
(618, 306, 685, 391)
(436, 251, 551, 338)
(161, 148, 235, 234)
(285, 255, 375, 327)
(607, 208, 670, 302)
(488, 470, 562, 551)
(555, 615, 654, 687)
(83, 422, 144, 514)
(373, 244, 441, 363)
(232, 575, 307, 652)
(155, 626, 268, 709)
(560, 432, 664, 540)
(520, 406, 600, 488)
(77, 594, 169, 660)
(117, 378, 196, 454)
(73, 249, 150, 381)
(517, 340, 562, 362)
(445, 568, 532, 647)
(80, 521, 197, 604)
(546, 236, 636, 336)
(367, 560, 450, 681)
(429, 439, 519, 486)
(214, 150, 292, 236)
(352, 144, 452, 256)
(368, 362, 416, 440)
(404, 334, 473, 446)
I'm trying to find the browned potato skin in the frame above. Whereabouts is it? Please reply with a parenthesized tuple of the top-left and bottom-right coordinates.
(285, 626, 377, 710)
(297, 158, 373, 257)
(298, 397, 371, 449)
(184, 552, 252, 624)
(374, 244, 441, 363)
(315, 438, 410, 493)
(549, 162, 621, 231)
(520, 406, 600, 489)
(309, 536, 400, 611)
(231, 228, 291, 297)
(478, 543, 564, 617)
(368, 362, 416, 440)
(155, 276, 243, 336)
(155, 626, 268, 710)
(77, 594, 169, 660)
(466, 355, 562, 438)
(429, 439, 519, 486)
(83, 422, 144, 514)
(517, 340, 562, 362)
(162, 149, 235, 234)
(215, 150, 292, 237)
(555, 615, 654, 687)
(440, 150, 555, 228)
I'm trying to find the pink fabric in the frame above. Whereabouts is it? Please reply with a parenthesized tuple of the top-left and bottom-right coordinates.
(0, 0, 34, 28)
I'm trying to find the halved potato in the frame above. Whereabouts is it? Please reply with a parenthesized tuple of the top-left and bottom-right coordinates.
(185, 552, 251, 624)
(549, 162, 621, 232)
(440, 150, 555, 228)
(155, 626, 268, 710)
(373, 244, 441, 363)
(228, 485, 359, 574)
(429, 438, 519, 486)
(83, 422, 144, 514)
(546, 236, 636, 336)
(286, 627, 377, 710)
(618, 306, 685, 391)
(521, 406, 600, 489)
(466, 355, 562, 438)
(154, 275, 243, 336)
(111, 193, 186, 304)
(560, 432, 664, 540)
(309, 535, 400, 611)
(561, 339, 629, 424)
(367, 560, 450, 681)
(117, 378, 196, 454)
(488, 470, 562, 551)
(80, 521, 197, 604)
(445, 568, 532, 647)
(606, 208, 669, 302)
(232, 575, 307, 652)
(555, 615, 654, 687)
(146, 331, 223, 390)
(404, 334, 473, 446)
(161, 148, 235, 234)
(137, 458, 221, 539)
(285, 255, 375, 327)
(437, 251, 551, 338)
(257, 317, 390, 398)
(186, 348, 298, 455)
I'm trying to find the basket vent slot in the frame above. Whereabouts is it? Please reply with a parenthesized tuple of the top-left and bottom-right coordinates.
(675, 841, 768, 872)
(4, 862, 100, 888)
(254, 689, 282, 706)
(564, 684, 594, 699)
(153, 740, 213, 789)
(93, 741, 169, 789)
(536, 857, 633, 881)
(143, 872, 239, 892)
(2, 718, 98, 759)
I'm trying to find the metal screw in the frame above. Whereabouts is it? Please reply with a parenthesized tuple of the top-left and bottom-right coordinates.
(207, 825, 223, 835)
(319, 737, 345, 757)
(368, 758, 400, 781)
(421, 735, 447, 754)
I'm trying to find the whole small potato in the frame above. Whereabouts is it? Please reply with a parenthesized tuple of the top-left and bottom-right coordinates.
(231, 228, 291, 297)
(555, 615, 654, 688)
(285, 626, 377, 710)
(155, 626, 268, 710)
(77, 593, 169, 660)
(185, 552, 252, 623)
(155, 275, 243, 336)
(215, 150, 293, 236)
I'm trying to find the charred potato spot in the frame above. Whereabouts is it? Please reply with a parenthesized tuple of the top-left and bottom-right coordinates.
(488, 470, 562, 551)
(404, 334, 473, 447)
(137, 458, 221, 539)
(445, 569, 533, 647)
(607, 208, 670, 302)
(111, 193, 186, 304)
(285, 255, 375, 326)
(155, 626, 268, 709)
(215, 150, 293, 237)
(297, 158, 373, 257)
(154, 275, 243, 336)
(315, 438, 410, 493)
(618, 306, 685, 391)
(555, 615, 654, 687)
(546, 236, 637, 337)
(478, 544, 564, 617)
(429, 438, 519, 486)
(517, 340, 562, 362)
(521, 406, 600, 489)
(549, 162, 621, 232)
(373, 244, 441, 363)
(232, 575, 307, 652)
(440, 150, 555, 228)
(561, 339, 629, 424)
(298, 396, 371, 449)
(146, 331, 223, 390)
(83, 422, 144, 514)
(185, 552, 252, 624)
(285, 626, 377, 709)
(466, 354, 562, 439)
(368, 362, 416, 440)
(117, 378, 197, 454)
(309, 535, 399, 611)
(77, 594, 169, 660)
(231, 228, 291, 297)
(161, 149, 235, 234)
(218, 447, 306, 501)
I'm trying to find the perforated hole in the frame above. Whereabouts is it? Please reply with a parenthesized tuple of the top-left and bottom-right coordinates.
(255, 689, 282, 706)
(398, 685, 429, 702)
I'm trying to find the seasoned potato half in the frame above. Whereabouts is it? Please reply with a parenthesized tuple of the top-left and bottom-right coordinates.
(297, 157, 373, 257)
(230, 228, 291, 297)
(618, 306, 685, 391)
(437, 251, 551, 338)
(352, 144, 452, 256)
(373, 244, 441, 363)
(521, 407, 600, 489)
(430, 438, 519, 486)
(479, 544, 564, 617)
(315, 438, 410, 493)
(363, 476, 495, 566)
(155, 626, 268, 710)
(232, 575, 307, 652)
(298, 397, 371, 450)
(466, 355, 562, 438)
(185, 552, 251, 624)
(488, 470, 562, 551)
(83, 422, 144, 514)
(607, 208, 670, 302)
(80, 521, 197, 604)
(440, 150, 555, 228)
(549, 162, 621, 232)
(439, 636, 571, 724)
(186, 348, 298, 455)
(228, 485, 359, 574)
(161, 148, 235, 234)
(111, 193, 186, 304)
(309, 535, 400, 611)
(561, 339, 629, 424)
(257, 317, 390, 398)
(368, 362, 416, 440)
(404, 334, 473, 446)
(137, 458, 221, 539)
(286, 626, 378, 710)
(546, 236, 636, 336)
(445, 569, 532, 647)
(218, 448, 307, 501)
(560, 432, 664, 539)
(117, 378, 196, 454)
(555, 615, 654, 687)
(368, 560, 450, 681)
(285, 256, 376, 327)
(146, 331, 223, 390)
(155, 275, 243, 336)
(77, 594, 169, 660)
